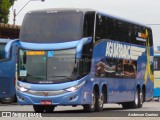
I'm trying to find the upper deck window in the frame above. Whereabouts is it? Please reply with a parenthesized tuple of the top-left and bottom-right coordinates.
(20, 11, 83, 43)
(0, 43, 6, 60)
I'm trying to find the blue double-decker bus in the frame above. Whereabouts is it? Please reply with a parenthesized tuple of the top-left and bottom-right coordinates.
(0, 39, 17, 101)
(16, 8, 154, 112)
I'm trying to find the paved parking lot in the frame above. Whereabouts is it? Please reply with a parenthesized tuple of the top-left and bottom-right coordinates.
(0, 99, 159, 120)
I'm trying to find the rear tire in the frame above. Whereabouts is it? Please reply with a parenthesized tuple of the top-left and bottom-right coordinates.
(95, 93, 104, 112)
(33, 105, 44, 113)
(0, 95, 16, 104)
(83, 90, 96, 112)
(122, 88, 143, 109)
(138, 91, 143, 108)
(130, 89, 140, 108)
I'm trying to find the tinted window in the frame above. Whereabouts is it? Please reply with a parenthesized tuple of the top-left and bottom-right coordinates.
(148, 28, 153, 46)
(18, 49, 78, 83)
(95, 13, 151, 46)
(83, 12, 95, 37)
(20, 12, 84, 43)
(95, 15, 107, 40)
(78, 42, 92, 77)
(0, 43, 6, 60)
(47, 49, 77, 80)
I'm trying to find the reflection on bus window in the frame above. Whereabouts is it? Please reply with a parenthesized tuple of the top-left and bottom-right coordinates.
(0, 43, 6, 60)
(95, 58, 137, 79)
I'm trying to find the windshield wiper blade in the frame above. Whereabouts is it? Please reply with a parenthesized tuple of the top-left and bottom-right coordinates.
(49, 76, 74, 79)
(49, 76, 69, 77)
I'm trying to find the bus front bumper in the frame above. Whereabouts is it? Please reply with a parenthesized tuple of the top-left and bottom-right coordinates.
(17, 88, 91, 105)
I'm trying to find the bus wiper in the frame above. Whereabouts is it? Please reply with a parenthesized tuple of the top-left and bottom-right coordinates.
(49, 76, 73, 79)
(50, 76, 69, 77)
(28, 76, 45, 80)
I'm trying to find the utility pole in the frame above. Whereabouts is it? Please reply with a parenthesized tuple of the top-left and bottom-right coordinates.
(13, 0, 45, 25)
(13, 9, 16, 25)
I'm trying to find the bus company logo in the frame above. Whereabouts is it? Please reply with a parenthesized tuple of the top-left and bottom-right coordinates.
(43, 92, 49, 96)
(105, 41, 146, 60)
(136, 32, 147, 42)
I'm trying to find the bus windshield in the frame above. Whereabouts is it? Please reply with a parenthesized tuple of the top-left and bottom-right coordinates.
(18, 49, 78, 83)
(20, 11, 83, 43)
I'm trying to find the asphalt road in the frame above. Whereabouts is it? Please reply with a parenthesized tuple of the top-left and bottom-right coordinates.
(0, 99, 159, 120)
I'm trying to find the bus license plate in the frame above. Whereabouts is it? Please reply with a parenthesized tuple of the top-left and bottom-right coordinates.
(41, 100, 52, 105)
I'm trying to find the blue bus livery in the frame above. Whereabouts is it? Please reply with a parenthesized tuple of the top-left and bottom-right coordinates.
(0, 39, 17, 100)
(16, 8, 154, 112)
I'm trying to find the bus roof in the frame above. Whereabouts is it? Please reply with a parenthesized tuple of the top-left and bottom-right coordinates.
(27, 8, 95, 14)
(27, 8, 150, 29)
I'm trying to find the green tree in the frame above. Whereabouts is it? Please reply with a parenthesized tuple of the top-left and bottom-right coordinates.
(0, 0, 15, 23)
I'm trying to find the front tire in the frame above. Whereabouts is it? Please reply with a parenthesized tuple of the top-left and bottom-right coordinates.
(83, 90, 96, 112)
(45, 105, 55, 113)
(33, 105, 44, 113)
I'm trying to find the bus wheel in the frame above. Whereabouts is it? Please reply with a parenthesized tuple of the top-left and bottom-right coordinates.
(44, 105, 55, 113)
(83, 90, 96, 112)
(138, 91, 143, 108)
(95, 93, 104, 112)
(33, 105, 44, 113)
(0, 95, 16, 104)
(130, 89, 139, 108)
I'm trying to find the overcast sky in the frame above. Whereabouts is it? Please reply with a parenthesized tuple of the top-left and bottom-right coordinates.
(9, 0, 160, 49)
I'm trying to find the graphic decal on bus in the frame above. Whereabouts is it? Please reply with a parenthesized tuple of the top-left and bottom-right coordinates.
(136, 32, 147, 42)
(144, 29, 154, 84)
(105, 41, 146, 60)
(95, 58, 137, 78)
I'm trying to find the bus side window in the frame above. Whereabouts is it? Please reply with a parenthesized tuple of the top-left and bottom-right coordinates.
(0, 43, 6, 60)
(95, 14, 102, 41)
(83, 12, 95, 37)
(77, 41, 92, 77)
(148, 28, 153, 47)
(95, 14, 108, 42)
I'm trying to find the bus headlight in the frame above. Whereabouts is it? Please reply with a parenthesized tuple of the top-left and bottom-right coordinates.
(18, 86, 29, 92)
(65, 81, 85, 92)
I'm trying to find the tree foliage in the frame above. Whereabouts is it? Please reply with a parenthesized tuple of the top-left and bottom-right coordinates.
(0, 0, 15, 23)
